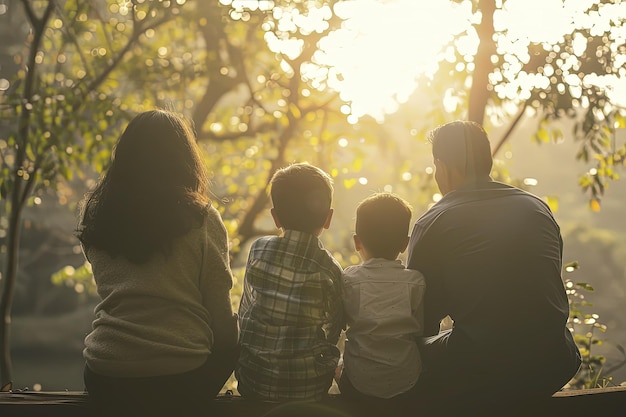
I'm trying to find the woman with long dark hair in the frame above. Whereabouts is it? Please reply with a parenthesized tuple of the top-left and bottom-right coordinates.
(78, 109, 238, 415)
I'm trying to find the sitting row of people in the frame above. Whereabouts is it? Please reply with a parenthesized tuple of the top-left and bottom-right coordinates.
(77, 110, 581, 415)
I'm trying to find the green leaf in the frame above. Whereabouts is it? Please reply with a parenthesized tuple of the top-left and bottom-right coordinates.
(575, 282, 594, 291)
(537, 128, 550, 143)
(545, 195, 559, 212)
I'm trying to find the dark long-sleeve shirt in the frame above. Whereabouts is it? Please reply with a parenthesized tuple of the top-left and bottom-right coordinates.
(407, 181, 579, 371)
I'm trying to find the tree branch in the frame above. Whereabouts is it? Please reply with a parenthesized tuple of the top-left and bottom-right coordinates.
(301, 93, 340, 116)
(491, 101, 528, 157)
(191, 3, 246, 129)
(19, 0, 38, 26)
(83, 13, 174, 96)
(197, 120, 275, 142)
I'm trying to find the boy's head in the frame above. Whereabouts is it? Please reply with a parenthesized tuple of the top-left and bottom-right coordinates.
(355, 193, 412, 260)
(270, 163, 334, 234)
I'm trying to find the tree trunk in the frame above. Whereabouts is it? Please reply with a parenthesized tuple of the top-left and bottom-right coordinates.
(0, 180, 25, 386)
(468, 0, 497, 125)
(236, 122, 293, 247)
(491, 101, 528, 157)
(0, 0, 55, 386)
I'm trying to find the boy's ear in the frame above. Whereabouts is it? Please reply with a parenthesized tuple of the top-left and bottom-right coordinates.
(322, 208, 334, 230)
(270, 208, 282, 229)
(353, 234, 363, 251)
(399, 235, 410, 253)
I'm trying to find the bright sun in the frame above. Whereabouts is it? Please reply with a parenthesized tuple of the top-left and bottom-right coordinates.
(311, 0, 626, 122)
(258, 0, 626, 122)
(318, 0, 472, 121)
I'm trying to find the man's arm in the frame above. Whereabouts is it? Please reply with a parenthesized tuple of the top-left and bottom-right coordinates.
(407, 223, 446, 336)
(422, 282, 446, 336)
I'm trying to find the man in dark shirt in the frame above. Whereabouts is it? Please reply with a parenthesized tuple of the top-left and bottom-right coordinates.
(407, 121, 581, 402)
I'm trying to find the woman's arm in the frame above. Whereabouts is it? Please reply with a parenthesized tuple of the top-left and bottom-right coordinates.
(201, 207, 239, 351)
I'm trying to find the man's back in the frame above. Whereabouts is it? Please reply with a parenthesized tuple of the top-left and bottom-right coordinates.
(408, 181, 578, 371)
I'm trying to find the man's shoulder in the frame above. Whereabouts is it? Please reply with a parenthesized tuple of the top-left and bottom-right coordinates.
(418, 181, 551, 219)
(489, 181, 550, 203)
(413, 200, 449, 232)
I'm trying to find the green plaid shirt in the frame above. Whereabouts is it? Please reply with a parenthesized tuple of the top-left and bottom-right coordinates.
(236, 230, 344, 401)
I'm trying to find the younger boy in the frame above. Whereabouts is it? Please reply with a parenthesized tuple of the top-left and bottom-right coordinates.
(339, 193, 426, 399)
(236, 162, 344, 401)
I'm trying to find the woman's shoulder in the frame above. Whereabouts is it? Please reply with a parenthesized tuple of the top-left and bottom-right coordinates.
(198, 204, 230, 244)
(199, 204, 223, 227)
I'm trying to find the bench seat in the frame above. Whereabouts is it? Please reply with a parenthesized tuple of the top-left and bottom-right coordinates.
(1, 386, 625, 416)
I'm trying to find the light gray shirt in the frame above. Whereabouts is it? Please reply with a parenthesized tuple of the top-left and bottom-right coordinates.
(342, 258, 426, 398)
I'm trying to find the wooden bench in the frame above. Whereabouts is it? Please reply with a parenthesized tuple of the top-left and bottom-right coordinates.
(1, 386, 625, 416)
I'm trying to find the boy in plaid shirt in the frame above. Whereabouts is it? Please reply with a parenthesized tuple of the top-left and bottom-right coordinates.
(236, 162, 344, 401)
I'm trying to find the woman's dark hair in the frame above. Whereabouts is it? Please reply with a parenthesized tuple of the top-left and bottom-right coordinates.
(77, 109, 210, 263)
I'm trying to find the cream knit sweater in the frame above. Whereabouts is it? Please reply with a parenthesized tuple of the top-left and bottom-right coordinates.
(83, 205, 238, 378)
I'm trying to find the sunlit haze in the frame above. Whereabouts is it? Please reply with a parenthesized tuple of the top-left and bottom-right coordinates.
(291, 0, 626, 121)
(318, 0, 471, 121)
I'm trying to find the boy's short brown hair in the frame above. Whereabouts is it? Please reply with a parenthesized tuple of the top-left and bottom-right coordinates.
(270, 163, 333, 233)
(355, 193, 412, 259)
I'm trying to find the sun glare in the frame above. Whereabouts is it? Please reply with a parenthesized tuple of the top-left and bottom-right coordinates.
(257, 0, 626, 121)
(298, 0, 626, 122)
(314, 0, 471, 121)
(496, 0, 577, 44)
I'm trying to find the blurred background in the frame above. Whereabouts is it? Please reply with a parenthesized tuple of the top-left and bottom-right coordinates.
(1, 0, 625, 391)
